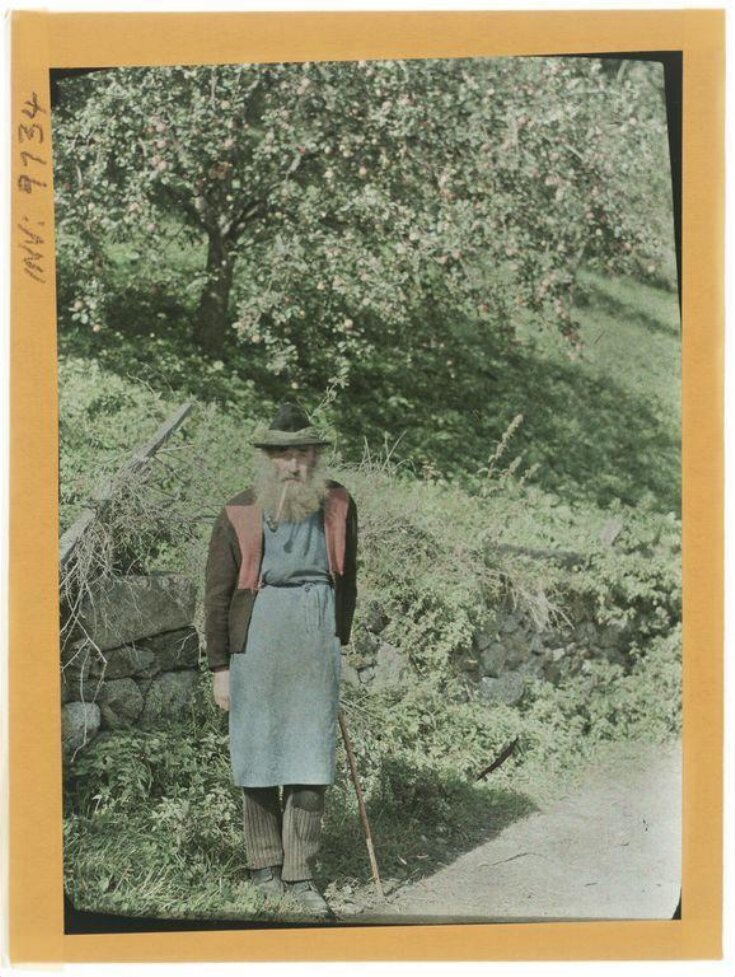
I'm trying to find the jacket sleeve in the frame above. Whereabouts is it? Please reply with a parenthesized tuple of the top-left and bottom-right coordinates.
(204, 508, 240, 671)
(340, 493, 358, 645)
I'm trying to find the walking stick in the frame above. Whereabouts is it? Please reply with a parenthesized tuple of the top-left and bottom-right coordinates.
(338, 707, 384, 900)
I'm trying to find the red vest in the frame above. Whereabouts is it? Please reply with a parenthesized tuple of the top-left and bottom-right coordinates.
(224, 485, 350, 592)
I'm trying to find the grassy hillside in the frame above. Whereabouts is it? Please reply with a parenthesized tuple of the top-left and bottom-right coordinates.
(59, 270, 682, 921)
(58, 268, 680, 532)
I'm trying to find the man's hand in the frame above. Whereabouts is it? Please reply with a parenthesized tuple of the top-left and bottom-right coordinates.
(213, 669, 230, 711)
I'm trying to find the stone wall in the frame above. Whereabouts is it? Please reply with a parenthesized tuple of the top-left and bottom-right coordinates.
(61, 573, 201, 762)
(343, 593, 633, 706)
(60, 566, 644, 759)
(465, 598, 630, 705)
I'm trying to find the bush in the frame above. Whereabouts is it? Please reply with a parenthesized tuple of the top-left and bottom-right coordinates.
(519, 625, 681, 757)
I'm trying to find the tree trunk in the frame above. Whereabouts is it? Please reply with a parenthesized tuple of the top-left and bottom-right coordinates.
(194, 229, 235, 356)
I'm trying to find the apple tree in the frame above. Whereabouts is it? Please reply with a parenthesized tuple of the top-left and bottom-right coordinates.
(52, 56, 673, 385)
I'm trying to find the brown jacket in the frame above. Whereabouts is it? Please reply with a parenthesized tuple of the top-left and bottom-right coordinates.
(204, 480, 358, 672)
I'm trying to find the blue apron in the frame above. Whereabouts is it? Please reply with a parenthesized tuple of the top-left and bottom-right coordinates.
(228, 509, 342, 787)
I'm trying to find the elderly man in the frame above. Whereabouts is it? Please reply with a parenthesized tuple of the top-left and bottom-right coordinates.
(204, 403, 358, 916)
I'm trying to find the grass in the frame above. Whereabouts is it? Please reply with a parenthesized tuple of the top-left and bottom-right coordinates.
(65, 748, 538, 922)
(58, 267, 681, 922)
(572, 270, 681, 420)
(64, 644, 679, 921)
(57, 262, 680, 514)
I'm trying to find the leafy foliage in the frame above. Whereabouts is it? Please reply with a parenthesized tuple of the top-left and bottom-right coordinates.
(63, 624, 680, 918)
(53, 57, 674, 374)
(58, 271, 681, 548)
(519, 626, 681, 753)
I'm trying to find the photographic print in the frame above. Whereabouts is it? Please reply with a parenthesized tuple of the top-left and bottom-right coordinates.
(54, 51, 681, 927)
(7, 8, 724, 966)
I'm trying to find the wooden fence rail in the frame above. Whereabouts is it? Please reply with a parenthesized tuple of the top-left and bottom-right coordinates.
(59, 401, 194, 570)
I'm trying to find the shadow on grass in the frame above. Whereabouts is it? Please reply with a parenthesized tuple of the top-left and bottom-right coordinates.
(319, 755, 537, 890)
(58, 268, 681, 511)
(578, 276, 680, 340)
(336, 329, 680, 511)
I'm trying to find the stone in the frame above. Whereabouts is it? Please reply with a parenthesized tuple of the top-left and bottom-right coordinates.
(141, 627, 200, 671)
(504, 632, 531, 669)
(98, 678, 145, 729)
(61, 640, 94, 674)
(351, 626, 380, 663)
(363, 601, 389, 634)
(340, 656, 360, 689)
(543, 660, 564, 685)
(61, 641, 95, 700)
(89, 644, 158, 680)
(357, 666, 375, 685)
(61, 673, 79, 705)
(472, 628, 495, 653)
(478, 672, 525, 706)
(500, 612, 522, 634)
(479, 642, 507, 678)
(76, 573, 197, 651)
(61, 642, 97, 703)
(61, 669, 100, 705)
(139, 670, 198, 728)
(372, 642, 410, 690)
(519, 656, 545, 679)
(529, 634, 545, 655)
(62, 701, 101, 760)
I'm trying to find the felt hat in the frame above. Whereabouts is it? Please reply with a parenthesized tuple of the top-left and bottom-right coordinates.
(250, 403, 331, 448)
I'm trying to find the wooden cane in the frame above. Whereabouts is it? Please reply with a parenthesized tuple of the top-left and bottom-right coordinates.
(338, 707, 384, 900)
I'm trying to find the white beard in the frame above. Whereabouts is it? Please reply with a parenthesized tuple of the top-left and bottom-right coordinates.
(253, 450, 329, 523)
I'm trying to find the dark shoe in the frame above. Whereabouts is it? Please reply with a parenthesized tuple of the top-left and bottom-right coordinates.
(283, 879, 330, 916)
(249, 865, 284, 901)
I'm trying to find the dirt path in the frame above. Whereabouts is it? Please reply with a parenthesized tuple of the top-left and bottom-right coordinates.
(337, 741, 681, 923)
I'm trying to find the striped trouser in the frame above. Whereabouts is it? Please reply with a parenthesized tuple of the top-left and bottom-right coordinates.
(242, 785, 326, 882)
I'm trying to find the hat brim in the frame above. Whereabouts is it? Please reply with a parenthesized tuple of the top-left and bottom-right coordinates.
(251, 438, 331, 449)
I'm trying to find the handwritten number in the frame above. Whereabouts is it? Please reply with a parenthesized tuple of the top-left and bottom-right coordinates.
(17, 95, 48, 284)
(20, 150, 47, 167)
(18, 123, 44, 144)
(18, 174, 47, 193)
(21, 92, 46, 120)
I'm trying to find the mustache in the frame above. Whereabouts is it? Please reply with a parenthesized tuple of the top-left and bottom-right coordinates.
(253, 448, 328, 522)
